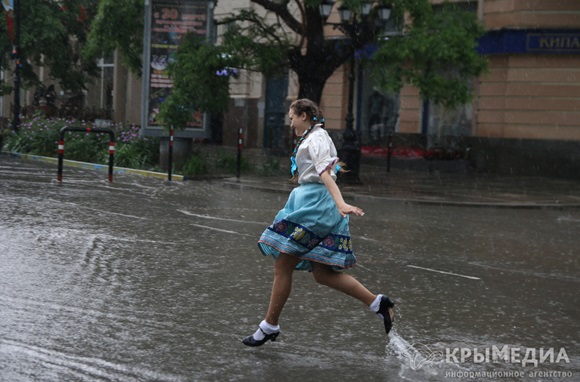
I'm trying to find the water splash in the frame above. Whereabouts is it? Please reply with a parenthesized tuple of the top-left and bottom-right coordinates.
(386, 332, 451, 380)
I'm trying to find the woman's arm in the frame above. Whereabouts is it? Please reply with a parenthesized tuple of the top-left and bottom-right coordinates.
(320, 170, 365, 218)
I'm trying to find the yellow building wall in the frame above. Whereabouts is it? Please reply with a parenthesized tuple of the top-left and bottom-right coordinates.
(477, 55, 580, 140)
(319, 65, 349, 131)
(398, 86, 422, 134)
(483, 0, 580, 29)
(397, 0, 580, 141)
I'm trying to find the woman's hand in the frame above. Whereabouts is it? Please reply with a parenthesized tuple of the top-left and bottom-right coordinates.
(337, 202, 365, 218)
(320, 170, 365, 218)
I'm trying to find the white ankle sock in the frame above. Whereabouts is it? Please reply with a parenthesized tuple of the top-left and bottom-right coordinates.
(252, 320, 280, 341)
(369, 294, 383, 313)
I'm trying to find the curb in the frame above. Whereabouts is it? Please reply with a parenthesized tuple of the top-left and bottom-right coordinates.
(2, 151, 184, 181)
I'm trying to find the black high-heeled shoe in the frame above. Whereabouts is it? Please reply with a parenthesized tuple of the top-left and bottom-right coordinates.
(242, 328, 280, 347)
(377, 295, 395, 335)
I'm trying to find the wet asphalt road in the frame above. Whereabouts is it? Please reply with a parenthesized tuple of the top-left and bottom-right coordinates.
(0, 156, 578, 381)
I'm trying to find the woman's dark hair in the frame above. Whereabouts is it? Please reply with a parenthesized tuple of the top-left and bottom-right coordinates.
(289, 98, 324, 126)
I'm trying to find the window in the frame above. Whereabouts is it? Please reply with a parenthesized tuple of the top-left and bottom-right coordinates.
(97, 55, 114, 113)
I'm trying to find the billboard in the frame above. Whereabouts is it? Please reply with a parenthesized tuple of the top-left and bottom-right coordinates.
(141, 0, 214, 137)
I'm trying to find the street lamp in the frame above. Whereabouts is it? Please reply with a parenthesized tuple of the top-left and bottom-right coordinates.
(318, 0, 391, 184)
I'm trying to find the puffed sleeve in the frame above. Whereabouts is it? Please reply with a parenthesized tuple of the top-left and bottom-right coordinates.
(308, 132, 339, 175)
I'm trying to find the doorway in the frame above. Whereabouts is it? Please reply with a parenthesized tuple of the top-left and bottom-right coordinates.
(263, 75, 288, 150)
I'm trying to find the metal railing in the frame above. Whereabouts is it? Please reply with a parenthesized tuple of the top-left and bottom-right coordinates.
(57, 126, 115, 182)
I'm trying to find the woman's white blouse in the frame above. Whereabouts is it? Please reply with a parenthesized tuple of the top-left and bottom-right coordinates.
(296, 125, 339, 184)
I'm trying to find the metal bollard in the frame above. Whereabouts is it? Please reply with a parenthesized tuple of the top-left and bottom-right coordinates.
(57, 126, 115, 182)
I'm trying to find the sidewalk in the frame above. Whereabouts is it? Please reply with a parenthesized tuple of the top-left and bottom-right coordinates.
(223, 163, 580, 209)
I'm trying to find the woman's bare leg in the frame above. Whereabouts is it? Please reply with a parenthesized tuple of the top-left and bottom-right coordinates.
(311, 262, 376, 305)
(264, 253, 301, 325)
(311, 262, 394, 322)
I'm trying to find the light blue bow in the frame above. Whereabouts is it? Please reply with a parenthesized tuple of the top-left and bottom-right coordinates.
(290, 157, 297, 176)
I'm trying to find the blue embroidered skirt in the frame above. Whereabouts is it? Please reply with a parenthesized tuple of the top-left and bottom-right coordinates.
(258, 182, 357, 271)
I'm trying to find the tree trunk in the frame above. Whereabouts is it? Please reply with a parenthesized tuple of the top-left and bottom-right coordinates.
(296, 73, 326, 104)
(291, 49, 351, 107)
(290, 6, 350, 106)
(293, 46, 346, 105)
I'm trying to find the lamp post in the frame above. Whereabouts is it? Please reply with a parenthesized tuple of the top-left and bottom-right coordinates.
(318, 0, 391, 184)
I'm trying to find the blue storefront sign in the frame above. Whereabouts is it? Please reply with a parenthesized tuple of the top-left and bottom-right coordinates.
(478, 29, 580, 55)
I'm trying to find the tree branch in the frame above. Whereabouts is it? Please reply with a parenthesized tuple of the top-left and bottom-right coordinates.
(218, 10, 286, 47)
(250, 0, 304, 36)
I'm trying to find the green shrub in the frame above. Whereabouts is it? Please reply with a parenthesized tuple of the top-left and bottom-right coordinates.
(257, 158, 283, 176)
(115, 124, 159, 169)
(181, 152, 208, 176)
(4, 114, 63, 156)
(216, 151, 251, 174)
(3, 115, 160, 171)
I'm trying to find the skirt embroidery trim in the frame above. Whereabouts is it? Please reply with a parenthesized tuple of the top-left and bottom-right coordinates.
(267, 219, 353, 255)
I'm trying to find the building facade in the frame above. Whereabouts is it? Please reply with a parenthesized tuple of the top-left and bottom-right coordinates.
(215, 0, 580, 176)
(2, 0, 578, 176)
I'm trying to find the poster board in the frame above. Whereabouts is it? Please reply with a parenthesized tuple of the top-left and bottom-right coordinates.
(141, 0, 214, 137)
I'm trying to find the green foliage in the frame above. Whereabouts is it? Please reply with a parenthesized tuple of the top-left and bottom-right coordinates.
(220, 10, 291, 75)
(216, 151, 251, 174)
(3, 115, 159, 170)
(158, 8, 292, 128)
(156, 34, 233, 129)
(0, 83, 13, 97)
(256, 158, 283, 176)
(0, 0, 99, 92)
(3, 113, 63, 156)
(63, 132, 107, 163)
(371, 1, 488, 108)
(181, 152, 208, 176)
(79, 0, 487, 113)
(216, 0, 487, 106)
(114, 124, 159, 168)
(83, 0, 144, 75)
